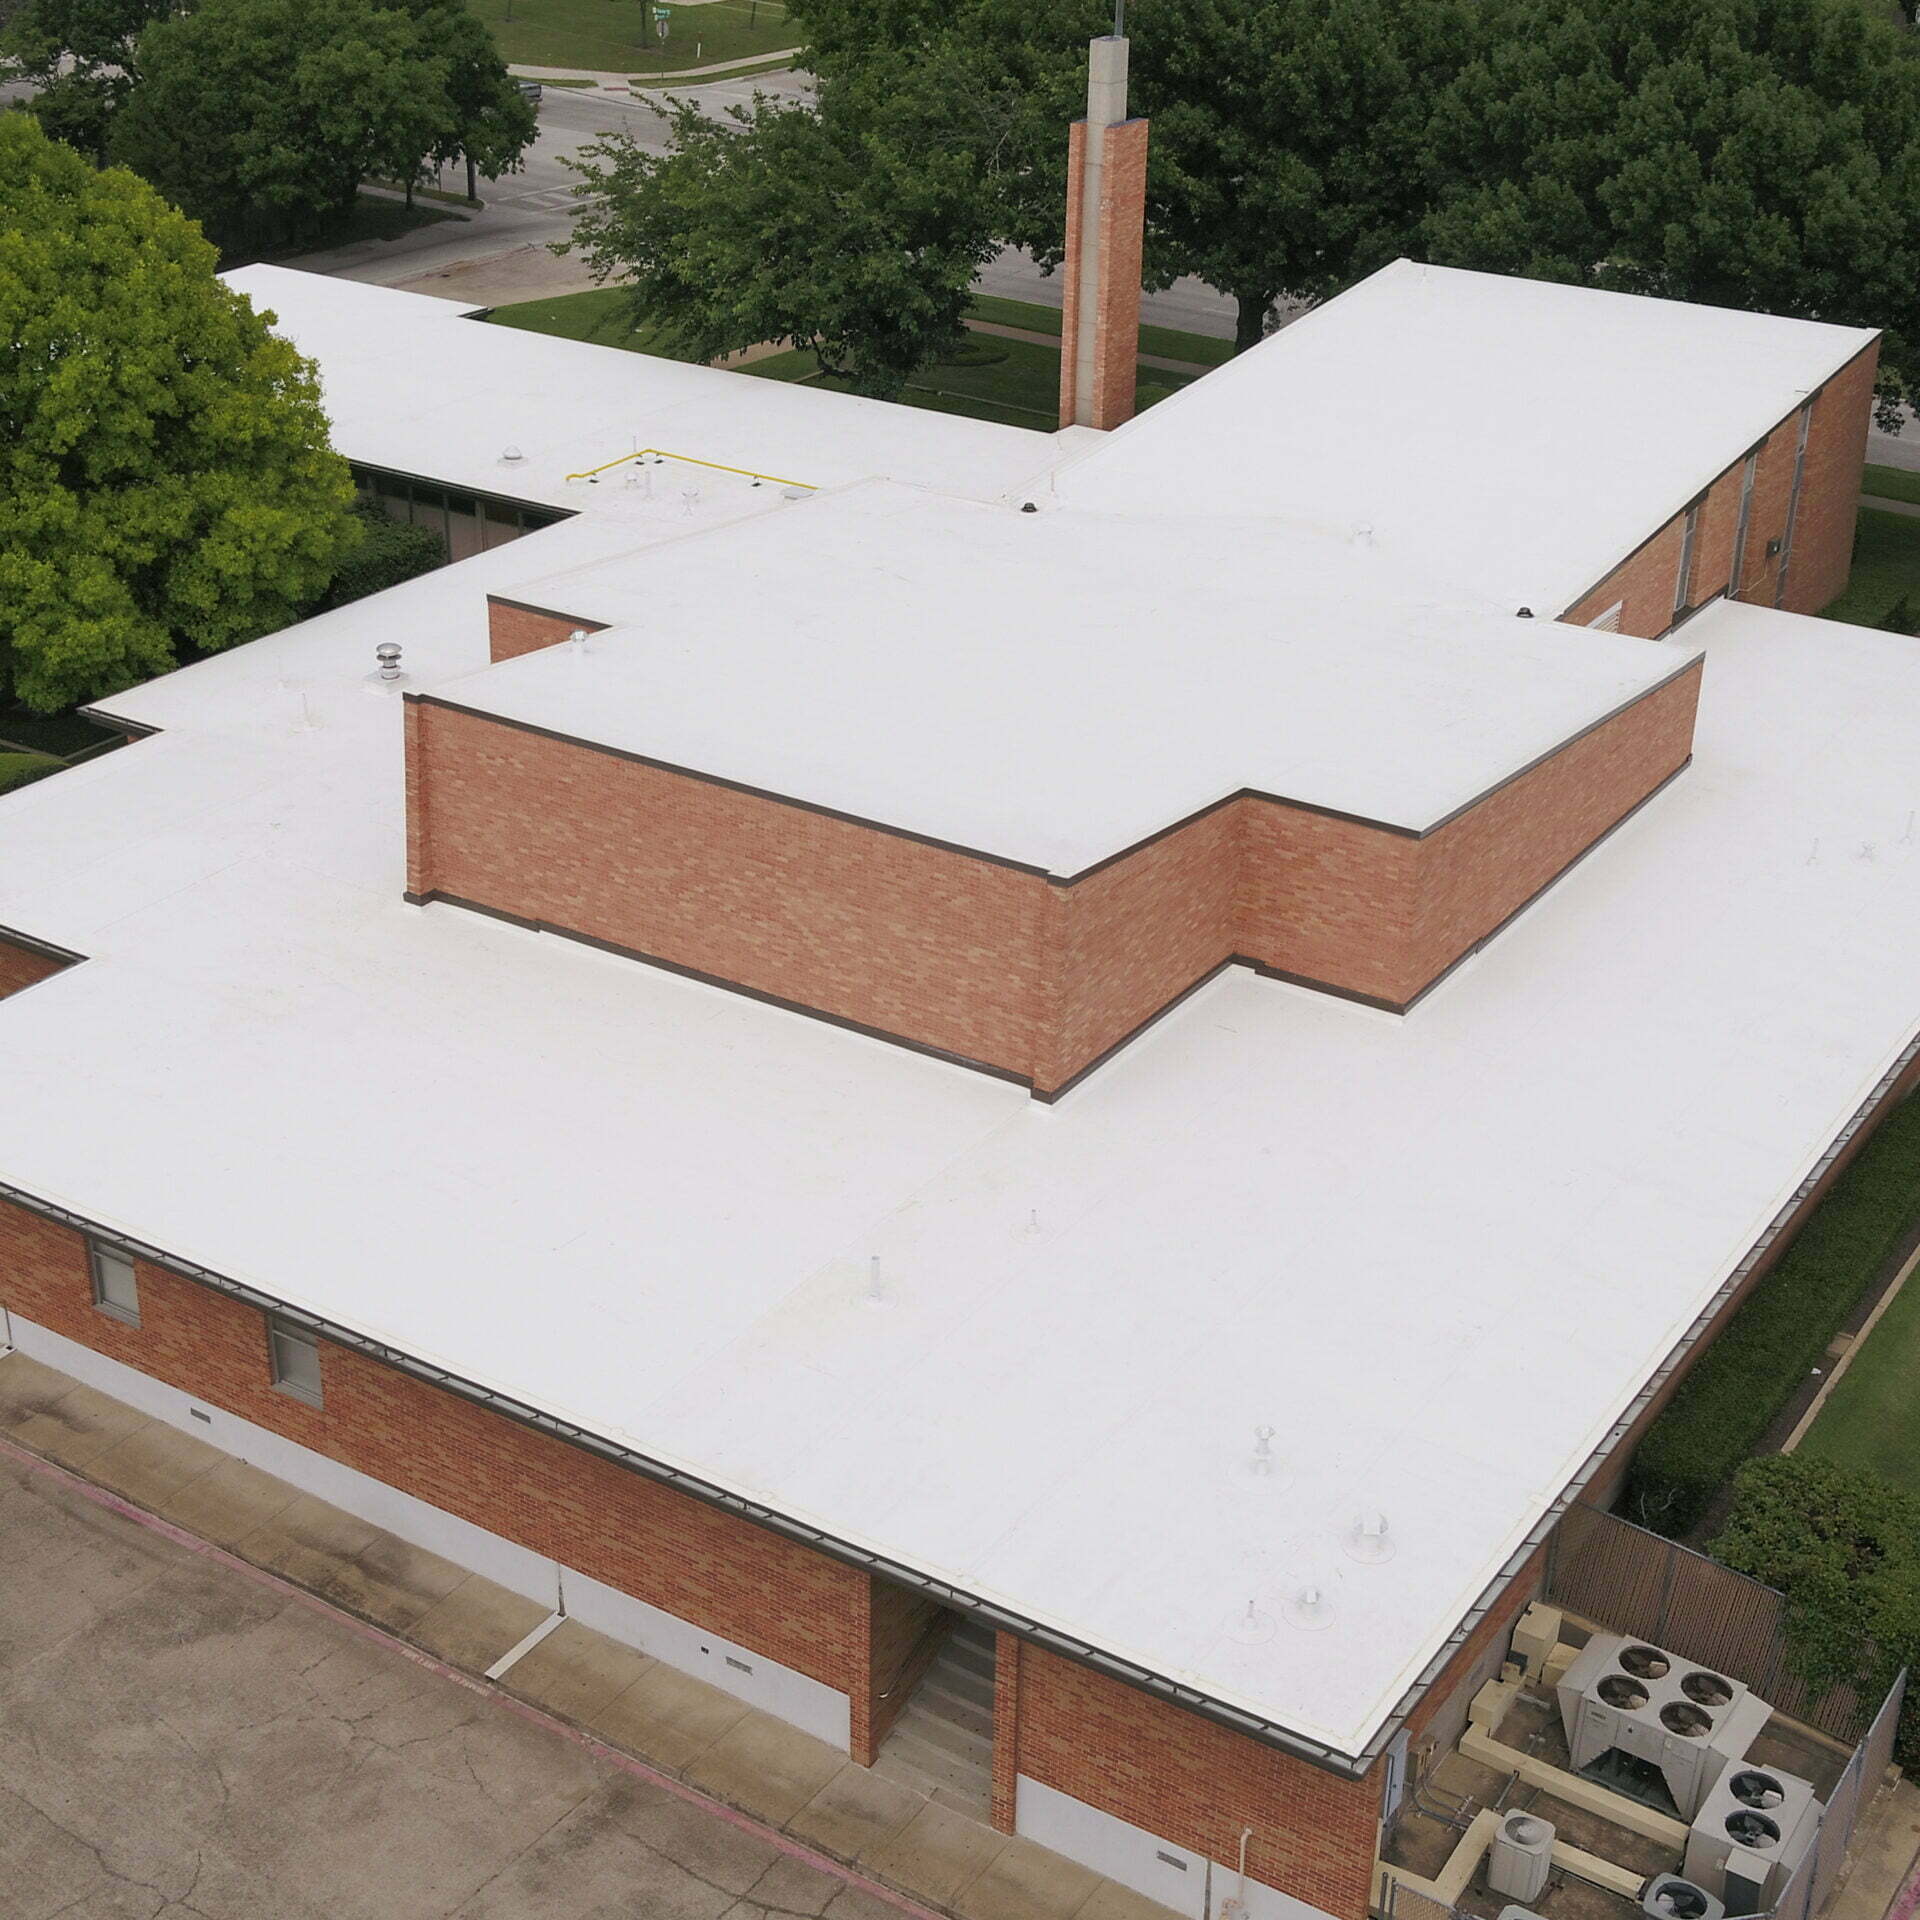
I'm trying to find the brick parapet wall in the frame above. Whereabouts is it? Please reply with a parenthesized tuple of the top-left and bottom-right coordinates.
(487, 598, 607, 664)
(1562, 343, 1877, 634)
(0, 935, 74, 999)
(408, 664, 1697, 1093)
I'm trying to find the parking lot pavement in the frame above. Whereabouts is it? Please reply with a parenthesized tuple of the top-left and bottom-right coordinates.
(0, 1451, 911, 1920)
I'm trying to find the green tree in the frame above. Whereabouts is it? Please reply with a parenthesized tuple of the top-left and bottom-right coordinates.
(564, 51, 1022, 397)
(0, 116, 360, 711)
(1713, 1453, 1920, 1766)
(789, 0, 1468, 351)
(108, 0, 451, 254)
(1422, 0, 1920, 422)
(0, 0, 172, 159)
(387, 0, 536, 203)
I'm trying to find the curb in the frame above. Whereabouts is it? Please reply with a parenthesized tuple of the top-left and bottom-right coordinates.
(0, 1427, 947, 1920)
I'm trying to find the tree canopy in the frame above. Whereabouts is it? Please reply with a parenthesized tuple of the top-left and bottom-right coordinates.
(566, 47, 1026, 396)
(1713, 1452, 1920, 1767)
(107, 0, 453, 252)
(0, 116, 361, 710)
(1423, 0, 1920, 423)
(0, 0, 172, 159)
(570, 0, 1920, 401)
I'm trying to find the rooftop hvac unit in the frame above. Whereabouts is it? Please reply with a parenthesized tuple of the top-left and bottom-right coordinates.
(1642, 1874, 1726, 1920)
(1487, 1810, 1556, 1904)
(1556, 1634, 1771, 1820)
(1682, 1766, 1824, 1917)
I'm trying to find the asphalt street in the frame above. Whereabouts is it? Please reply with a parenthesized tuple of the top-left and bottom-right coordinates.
(285, 77, 1241, 337)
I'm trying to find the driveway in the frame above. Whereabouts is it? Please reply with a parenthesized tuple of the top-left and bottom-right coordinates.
(0, 1445, 909, 1920)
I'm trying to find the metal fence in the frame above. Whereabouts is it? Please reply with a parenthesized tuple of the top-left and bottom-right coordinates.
(1544, 1502, 1881, 1744)
(1379, 1502, 1906, 1920)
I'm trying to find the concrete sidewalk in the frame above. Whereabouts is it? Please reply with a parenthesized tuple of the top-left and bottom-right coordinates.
(0, 1348, 1172, 1920)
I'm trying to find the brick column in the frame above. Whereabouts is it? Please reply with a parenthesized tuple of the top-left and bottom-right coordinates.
(402, 694, 432, 903)
(991, 1631, 1022, 1834)
(1057, 35, 1149, 432)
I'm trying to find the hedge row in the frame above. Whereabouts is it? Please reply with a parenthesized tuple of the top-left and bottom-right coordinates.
(0, 750, 65, 795)
(1625, 1089, 1920, 1537)
(320, 500, 446, 612)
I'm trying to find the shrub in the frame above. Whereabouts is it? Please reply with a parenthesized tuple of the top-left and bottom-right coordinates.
(1625, 1092, 1920, 1536)
(321, 501, 446, 611)
(0, 751, 64, 794)
(1713, 1454, 1920, 1768)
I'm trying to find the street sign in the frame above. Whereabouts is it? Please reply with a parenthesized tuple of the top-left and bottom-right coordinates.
(655, 4, 670, 37)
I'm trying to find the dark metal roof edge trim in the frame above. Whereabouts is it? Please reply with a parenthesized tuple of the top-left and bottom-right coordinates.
(0, 1173, 1368, 1778)
(1351, 1022, 1920, 1769)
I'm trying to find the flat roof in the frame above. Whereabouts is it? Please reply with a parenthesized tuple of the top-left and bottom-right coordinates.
(441, 479, 1689, 873)
(1, 531, 1916, 1758)
(1046, 260, 1878, 616)
(222, 266, 1068, 523)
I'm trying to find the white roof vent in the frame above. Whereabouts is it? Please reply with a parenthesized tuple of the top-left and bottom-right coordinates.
(1282, 1583, 1335, 1631)
(1345, 1511, 1394, 1563)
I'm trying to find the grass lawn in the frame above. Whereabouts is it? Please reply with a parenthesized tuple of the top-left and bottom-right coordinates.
(471, 0, 796, 75)
(967, 292, 1235, 369)
(1800, 1257, 1920, 1496)
(1862, 462, 1920, 507)
(0, 751, 64, 795)
(480, 286, 1211, 427)
(1820, 507, 1920, 626)
(739, 333, 1195, 430)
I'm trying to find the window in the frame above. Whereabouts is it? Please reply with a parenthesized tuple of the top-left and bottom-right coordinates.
(1728, 450, 1759, 600)
(89, 1241, 140, 1325)
(268, 1317, 324, 1407)
(1673, 500, 1702, 615)
(1589, 601, 1625, 633)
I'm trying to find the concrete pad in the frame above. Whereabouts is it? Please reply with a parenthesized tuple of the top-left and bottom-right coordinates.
(687, 1713, 848, 1825)
(7, 1379, 150, 1469)
(310, 1522, 472, 1632)
(157, 1453, 300, 1546)
(233, 1490, 383, 1591)
(601, 1773, 784, 1895)
(742, 1853, 848, 1915)
(860, 1798, 1009, 1906)
(1828, 1777, 1920, 1920)
(588, 1657, 750, 1772)
(408, 1572, 553, 1673)
(504, 1616, 655, 1723)
(1071, 1878, 1188, 1920)
(0, 1350, 82, 1428)
(958, 1834, 1105, 1920)
(822, 1888, 922, 1920)
(81, 1418, 223, 1510)
(452, 1781, 739, 1920)
(787, 1763, 929, 1862)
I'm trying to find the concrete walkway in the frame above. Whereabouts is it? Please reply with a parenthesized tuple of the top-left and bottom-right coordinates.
(963, 318, 1210, 378)
(1863, 493, 1920, 519)
(0, 1348, 1173, 1920)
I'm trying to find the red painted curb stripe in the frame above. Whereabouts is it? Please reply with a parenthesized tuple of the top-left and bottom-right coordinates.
(0, 1429, 948, 1920)
(1888, 1849, 1920, 1920)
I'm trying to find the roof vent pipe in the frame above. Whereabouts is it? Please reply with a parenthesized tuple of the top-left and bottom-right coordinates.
(376, 642, 403, 681)
(1345, 1511, 1395, 1563)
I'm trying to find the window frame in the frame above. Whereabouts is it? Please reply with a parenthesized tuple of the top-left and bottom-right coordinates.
(88, 1239, 141, 1327)
(267, 1316, 325, 1408)
(1673, 498, 1704, 616)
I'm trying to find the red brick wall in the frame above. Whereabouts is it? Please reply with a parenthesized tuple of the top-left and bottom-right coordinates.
(0, 1197, 871, 1708)
(1237, 801, 1421, 1006)
(1011, 1648, 1382, 1920)
(993, 1630, 1023, 1833)
(1411, 661, 1701, 985)
(410, 661, 1695, 1088)
(1057, 122, 1088, 431)
(1041, 799, 1242, 1090)
(408, 699, 1053, 1078)
(487, 599, 606, 664)
(0, 936, 71, 999)
(1784, 344, 1876, 615)
(1561, 343, 1876, 633)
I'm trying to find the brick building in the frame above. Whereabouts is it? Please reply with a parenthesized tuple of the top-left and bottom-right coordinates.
(0, 254, 1908, 1920)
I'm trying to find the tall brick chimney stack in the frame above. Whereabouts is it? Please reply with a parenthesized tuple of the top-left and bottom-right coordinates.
(1057, 20, 1148, 431)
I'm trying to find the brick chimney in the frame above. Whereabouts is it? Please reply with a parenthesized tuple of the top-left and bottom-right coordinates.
(1057, 25, 1148, 431)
